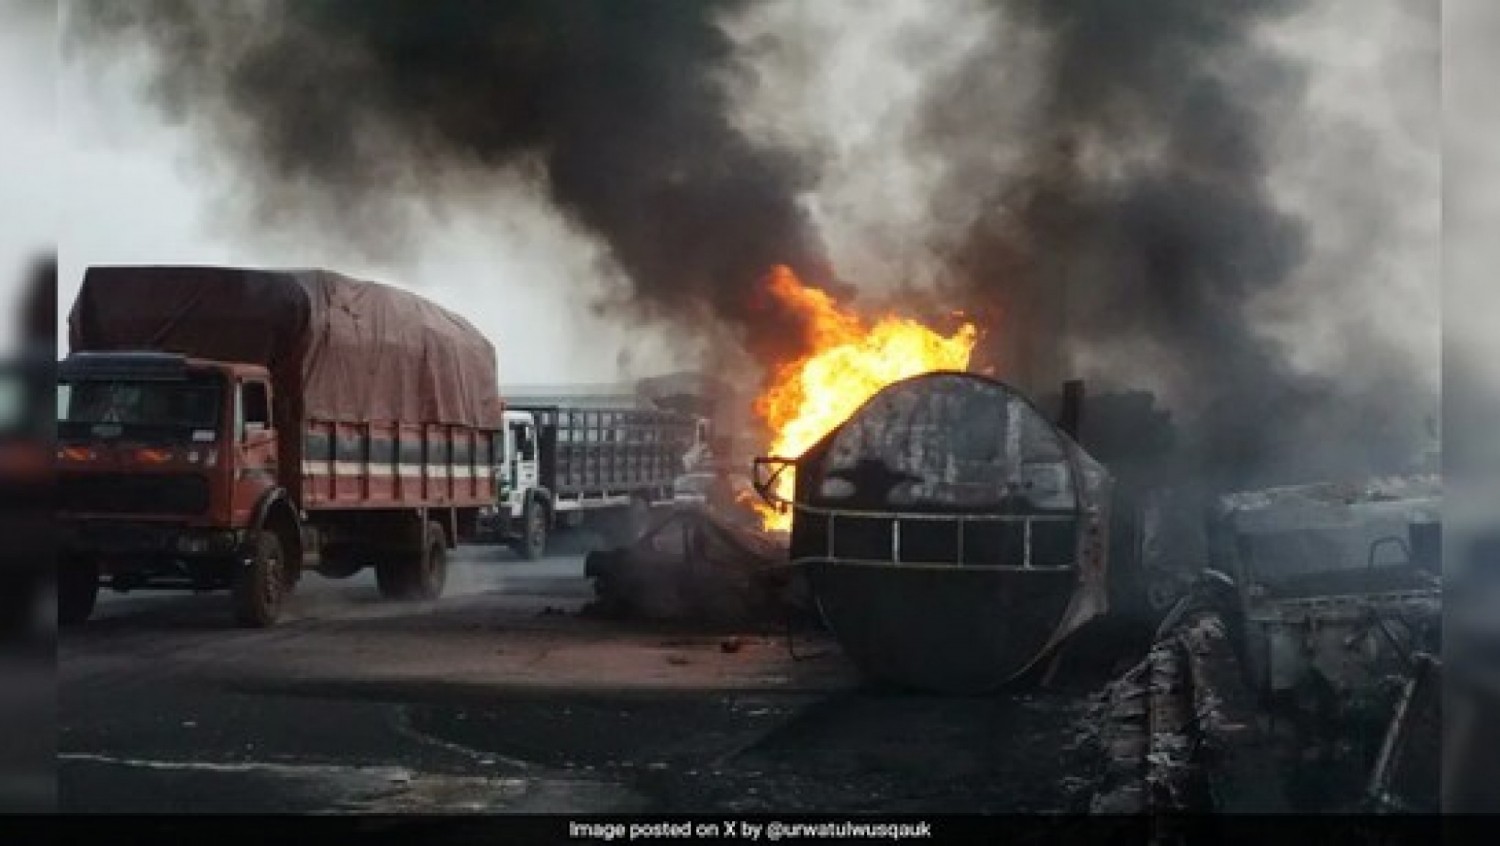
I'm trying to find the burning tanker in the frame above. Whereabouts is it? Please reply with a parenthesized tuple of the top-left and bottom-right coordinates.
(750, 269, 1114, 693)
(751, 266, 979, 532)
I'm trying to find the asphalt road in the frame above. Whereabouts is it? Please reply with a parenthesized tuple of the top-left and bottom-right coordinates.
(59, 541, 1101, 813)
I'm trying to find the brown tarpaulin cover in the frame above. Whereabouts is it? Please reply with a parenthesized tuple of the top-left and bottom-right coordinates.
(68, 266, 503, 429)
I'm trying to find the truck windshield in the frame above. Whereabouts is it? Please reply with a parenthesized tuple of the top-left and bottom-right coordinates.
(57, 377, 222, 439)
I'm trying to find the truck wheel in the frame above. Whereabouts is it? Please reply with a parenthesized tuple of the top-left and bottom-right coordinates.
(377, 522, 448, 600)
(412, 522, 448, 600)
(516, 501, 548, 560)
(58, 557, 100, 627)
(232, 531, 290, 628)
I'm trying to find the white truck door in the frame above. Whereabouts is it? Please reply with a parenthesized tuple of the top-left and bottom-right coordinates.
(502, 422, 519, 516)
(516, 421, 539, 493)
(503, 411, 543, 517)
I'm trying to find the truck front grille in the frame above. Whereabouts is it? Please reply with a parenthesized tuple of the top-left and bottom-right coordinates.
(58, 473, 211, 517)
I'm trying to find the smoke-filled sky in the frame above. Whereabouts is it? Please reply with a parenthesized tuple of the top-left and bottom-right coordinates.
(42, 0, 1439, 487)
(1445, 0, 1500, 487)
(0, 0, 57, 356)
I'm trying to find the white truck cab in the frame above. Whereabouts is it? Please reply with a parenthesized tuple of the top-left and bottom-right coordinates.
(500, 409, 541, 520)
(478, 405, 709, 560)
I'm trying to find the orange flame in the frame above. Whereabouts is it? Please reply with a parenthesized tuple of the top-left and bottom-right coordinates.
(752, 266, 979, 532)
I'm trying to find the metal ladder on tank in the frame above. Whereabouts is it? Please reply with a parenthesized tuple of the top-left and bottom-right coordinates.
(751, 456, 1083, 571)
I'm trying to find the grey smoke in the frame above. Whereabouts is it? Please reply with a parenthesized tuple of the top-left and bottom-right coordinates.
(65, 0, 835, 369)
(917, 0, 1437, 489)
(64, 0, 1439, 490)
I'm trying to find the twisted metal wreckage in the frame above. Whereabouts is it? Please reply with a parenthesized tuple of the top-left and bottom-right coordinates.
(586, 371, 1452, 811)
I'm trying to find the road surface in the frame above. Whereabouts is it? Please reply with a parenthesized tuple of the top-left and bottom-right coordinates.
(59, 542, 1099, 813)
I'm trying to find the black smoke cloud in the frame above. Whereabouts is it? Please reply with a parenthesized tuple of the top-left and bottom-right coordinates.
(926, 0, 1435, 490)
(67, 0, 1435, 489)
(67, 0, 834, 370)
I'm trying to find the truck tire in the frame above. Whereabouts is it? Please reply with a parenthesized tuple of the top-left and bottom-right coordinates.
(515, 501, 547, 561)
(413, 521, 448, 600)
(377, 521, 448, 600)
(58, 557, 99, 627)
(232, 531, 291, 628)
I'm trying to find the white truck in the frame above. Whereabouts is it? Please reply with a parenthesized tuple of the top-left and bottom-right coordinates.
(478, 405, 708, 558)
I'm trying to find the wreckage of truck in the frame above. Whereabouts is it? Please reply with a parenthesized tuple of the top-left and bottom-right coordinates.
(1089, 475, 1445, 813)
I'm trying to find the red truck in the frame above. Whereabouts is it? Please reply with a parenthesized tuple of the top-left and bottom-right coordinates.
(56, 266, 504, 627)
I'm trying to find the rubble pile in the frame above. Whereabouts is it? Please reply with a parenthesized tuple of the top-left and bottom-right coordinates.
(1086, 590, 1446, 813)
(1089, 609, 1243, 814)
(1089, 640, 1192, 813)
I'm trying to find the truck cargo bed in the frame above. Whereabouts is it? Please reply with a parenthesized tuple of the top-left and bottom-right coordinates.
(69, 266, 504, 512)
(517, 405, 697, 502)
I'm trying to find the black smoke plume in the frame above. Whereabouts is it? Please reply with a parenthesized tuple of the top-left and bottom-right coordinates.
(927, 0, 1434, 490)
(67, 0, 833, 369)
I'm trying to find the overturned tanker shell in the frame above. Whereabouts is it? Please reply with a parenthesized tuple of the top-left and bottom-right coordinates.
(786, 371, 1112, 693)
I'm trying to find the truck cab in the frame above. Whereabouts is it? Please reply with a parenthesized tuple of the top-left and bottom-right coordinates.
(475, 410, 547, 557)
(500, 409, 541, 512)
(485, 409, 547, 557)
(61, 265, 504, 628)
(56, 352, 294, 625)
(477, 405, 711, 559)
(1208, 479, 1442, 710)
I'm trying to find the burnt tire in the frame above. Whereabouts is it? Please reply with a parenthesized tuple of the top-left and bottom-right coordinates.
(232, 531, 291, 628)
(377, 522, 448, 600)
(515, 501, 548, 561)
(58, 557, 99, 627)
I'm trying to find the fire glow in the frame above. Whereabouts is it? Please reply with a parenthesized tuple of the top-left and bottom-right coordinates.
(752, 265, 979, 532)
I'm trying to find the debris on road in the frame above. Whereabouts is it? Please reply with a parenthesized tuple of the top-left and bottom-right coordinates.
(582, 504, 806, 627)
(1087, 600, 1251, 814)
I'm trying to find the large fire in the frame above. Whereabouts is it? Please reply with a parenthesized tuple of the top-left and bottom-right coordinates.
(752, 265, 979, 532)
